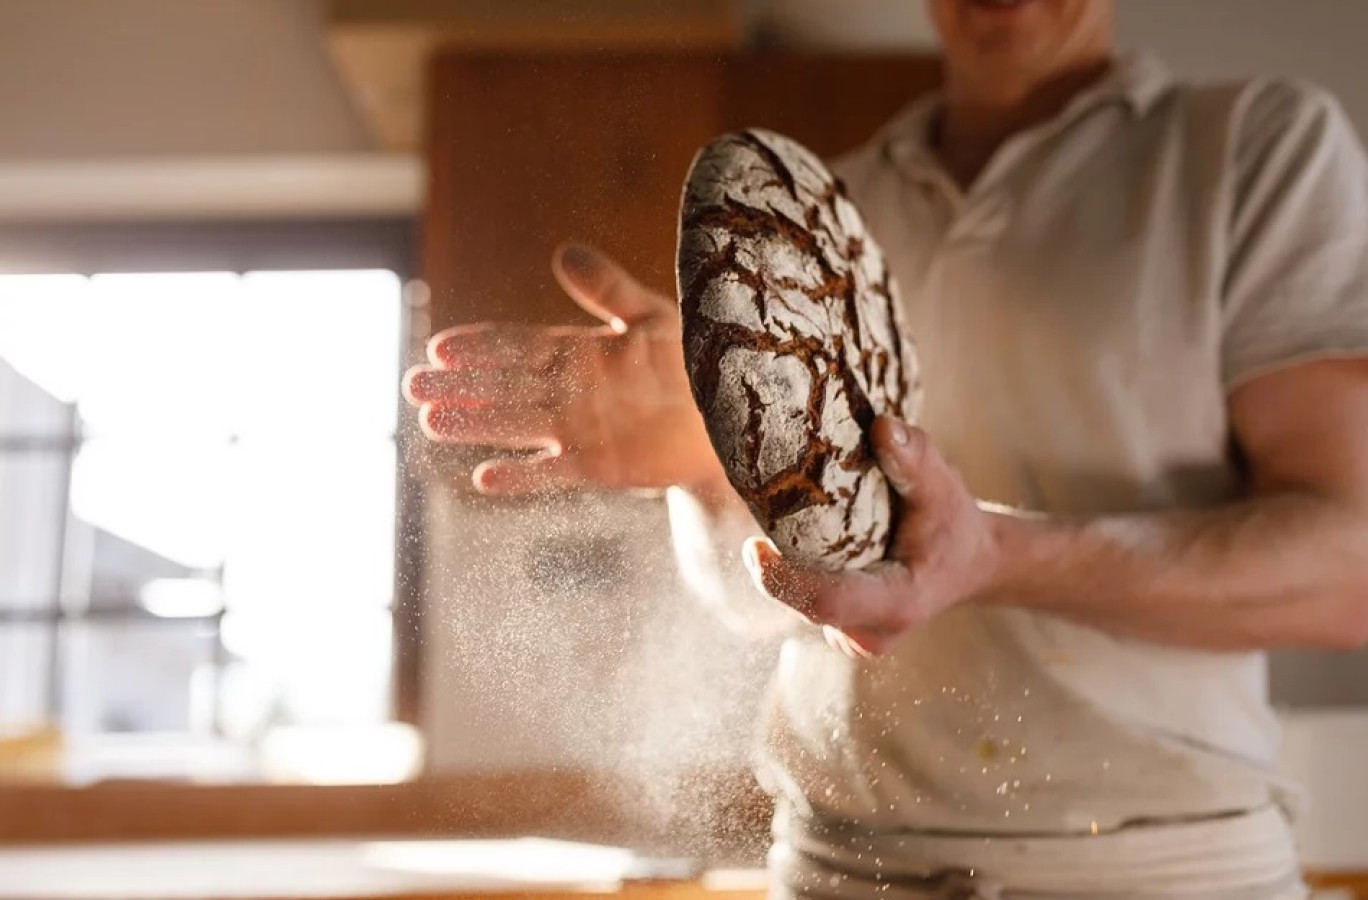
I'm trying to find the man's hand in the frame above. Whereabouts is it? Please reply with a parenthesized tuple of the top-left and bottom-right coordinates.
(742, 358, 1368, 656)
(402, 242, 727, 496)
(742, 415, 1001, 657)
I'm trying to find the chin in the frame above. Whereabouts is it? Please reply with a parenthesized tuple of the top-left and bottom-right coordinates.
(956, 41, 1052, 81)
(932, 0, 1112, 79)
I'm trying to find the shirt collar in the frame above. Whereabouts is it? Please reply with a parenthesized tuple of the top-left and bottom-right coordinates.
(883, 50, 1175, 172)
(1106, 49, 1175, 115)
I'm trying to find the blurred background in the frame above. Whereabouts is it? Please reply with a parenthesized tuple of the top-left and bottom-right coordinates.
(0, 2, 1366, 898)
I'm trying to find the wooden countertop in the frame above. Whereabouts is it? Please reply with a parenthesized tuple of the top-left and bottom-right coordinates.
(0, 770, 772, 850)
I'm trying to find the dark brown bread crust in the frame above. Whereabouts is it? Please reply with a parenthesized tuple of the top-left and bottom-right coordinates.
(677, 129, 922, 570)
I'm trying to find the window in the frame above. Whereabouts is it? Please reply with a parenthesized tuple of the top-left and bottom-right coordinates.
(0, 245, 421, 784)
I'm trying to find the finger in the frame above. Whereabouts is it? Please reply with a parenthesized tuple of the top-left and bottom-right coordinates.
(472, 452, 584, 496)
(426, 322, 596, 370)
(401, 365, 427, 406)
(404, 366, 546, 407)
(871, 415, 930, 500)
(742, 537, 830, 620)
(552, 242, 673, 329)
(420, 403, 556, 449)
(822, 625, 874, 660)
(841, 627, 892, 657)
(744, 537, 920, 631)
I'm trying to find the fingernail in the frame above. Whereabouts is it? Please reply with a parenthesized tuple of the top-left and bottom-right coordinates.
(742, 537, 779, 580)
(405, 370, 431, 397)
(559, 243, 596, 278)
(848, 637, 875, 661)
(471, 460, 497, 494)
(741, 538, 762, 578)
(889, 417, 910, 445)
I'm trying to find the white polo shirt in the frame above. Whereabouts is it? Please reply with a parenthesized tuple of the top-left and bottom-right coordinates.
(751, 52, 1368, 888)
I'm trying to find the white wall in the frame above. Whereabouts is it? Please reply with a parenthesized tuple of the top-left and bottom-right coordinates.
(1116, 0, 1368, 135)
(0, 0, 370, 159)
(0, 1, 417, 218)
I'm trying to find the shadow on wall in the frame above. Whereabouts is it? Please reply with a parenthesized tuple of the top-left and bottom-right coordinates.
(1270, 650, 1368, 707)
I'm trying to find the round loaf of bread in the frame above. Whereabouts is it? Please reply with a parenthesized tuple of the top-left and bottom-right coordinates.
(676, 128, 923, 571)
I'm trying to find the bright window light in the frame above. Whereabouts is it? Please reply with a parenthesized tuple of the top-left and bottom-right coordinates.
(0, 268, 406, 765)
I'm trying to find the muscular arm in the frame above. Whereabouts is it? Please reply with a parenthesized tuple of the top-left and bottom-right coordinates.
(749, 357, 1368, 655)
(986, 357, 1368, 651)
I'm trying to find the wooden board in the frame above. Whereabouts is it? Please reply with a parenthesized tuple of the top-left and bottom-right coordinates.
(422, 52, 941, 331)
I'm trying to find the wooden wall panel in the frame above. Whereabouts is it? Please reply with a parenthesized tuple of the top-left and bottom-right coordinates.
(719, 55, 942, 160)
(423, 52, 941, 331)
(424, 53, 720, 328)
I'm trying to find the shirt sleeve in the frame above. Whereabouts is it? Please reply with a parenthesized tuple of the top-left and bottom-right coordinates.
(1221, 79, 1368, 391)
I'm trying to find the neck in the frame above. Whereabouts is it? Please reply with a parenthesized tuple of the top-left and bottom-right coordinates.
(935, 55, 1114, 188)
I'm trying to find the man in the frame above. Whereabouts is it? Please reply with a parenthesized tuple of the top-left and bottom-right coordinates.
(404, 0, 1368, 895)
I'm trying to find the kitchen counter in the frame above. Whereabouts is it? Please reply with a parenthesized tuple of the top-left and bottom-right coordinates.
(0, 838, 768, 900)
(4, 837, 1365, 900)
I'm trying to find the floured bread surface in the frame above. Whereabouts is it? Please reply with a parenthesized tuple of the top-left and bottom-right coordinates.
(677, 128, 923, 571)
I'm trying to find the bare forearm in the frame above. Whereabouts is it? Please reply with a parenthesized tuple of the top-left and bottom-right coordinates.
(986, 492, 1368, 650)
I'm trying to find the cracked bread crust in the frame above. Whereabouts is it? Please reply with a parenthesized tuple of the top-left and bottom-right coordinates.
(677, 128, 923, 571)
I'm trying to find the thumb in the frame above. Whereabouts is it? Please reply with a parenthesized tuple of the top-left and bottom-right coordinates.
(552, 242, 672, 331)
(870, 415, 934, 501)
